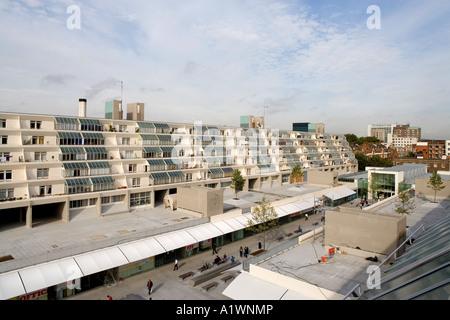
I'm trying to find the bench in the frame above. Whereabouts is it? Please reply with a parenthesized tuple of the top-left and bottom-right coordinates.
(197, 266, 208, 273)
(216, 258, 228, 266)
(189, 260, 241, 287)
(202, 282, 218, 292)
(221, 274, 234, 283)
(178, 271, 194, 280)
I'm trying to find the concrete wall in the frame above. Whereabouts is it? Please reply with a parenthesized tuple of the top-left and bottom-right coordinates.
(307, 170, 338, 187)
(177, 186, 223, 217)
(415, 177, 450, 201)
(324, 207, 406, 255)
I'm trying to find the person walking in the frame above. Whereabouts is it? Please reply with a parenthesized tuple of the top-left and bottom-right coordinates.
(305, 213, 308, 221)
(239, 246, 243, 258)
(173, 258, 179, 271)
(147, 279, 153, 295)
(212, 242, 217, 254)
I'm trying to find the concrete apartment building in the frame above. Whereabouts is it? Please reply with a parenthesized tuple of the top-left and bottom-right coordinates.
(417, 140, 447, 159)
(392, 124, 421, 140)
(0, 102, 358, 229)
(367, 124, 395, 144)
(240, 115, 265, 129)
(368, 124, 421, 152)
(292, 122, 325, 134)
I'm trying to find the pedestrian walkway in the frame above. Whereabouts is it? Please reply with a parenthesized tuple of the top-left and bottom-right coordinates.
(67, 213, 324, 300)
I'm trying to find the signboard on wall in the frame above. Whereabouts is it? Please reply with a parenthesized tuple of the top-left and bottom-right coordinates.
(17, 289, 48, 300)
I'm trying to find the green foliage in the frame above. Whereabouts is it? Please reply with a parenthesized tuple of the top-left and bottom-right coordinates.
(394, 190, 415, 215)
(355, 152, 393, 171)
(291, 164, 303, 185)
(427, 172, 445, 202)
(368, 172, 382, 201)
(246, 196, 279, 250)
(344, 133, 358, 144)
(230, 169, 245, 199)
(344, 133, 381, 145)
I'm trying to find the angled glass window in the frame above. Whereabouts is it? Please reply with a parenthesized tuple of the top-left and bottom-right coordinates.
(79, 118, 102, 131)
(55, 117, 79, 130)
(60, 147, 85, 161)
(85, 147, 108, 160)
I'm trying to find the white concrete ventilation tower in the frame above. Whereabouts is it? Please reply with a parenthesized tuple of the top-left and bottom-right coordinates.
(78, 98, 87, 117)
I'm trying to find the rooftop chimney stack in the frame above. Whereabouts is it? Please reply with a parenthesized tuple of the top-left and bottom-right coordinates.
(78, 98, 87, 118)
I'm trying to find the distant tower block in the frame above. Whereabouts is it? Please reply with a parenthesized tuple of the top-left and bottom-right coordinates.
(105, 100, 123, 120)
(127, 103, 145, 121)
(78, 98, 87, 118)
(240, 115, 264, 129)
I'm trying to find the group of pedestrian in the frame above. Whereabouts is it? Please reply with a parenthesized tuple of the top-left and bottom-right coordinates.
(357, 197, 368, 209)
(239, 246, 250, 258)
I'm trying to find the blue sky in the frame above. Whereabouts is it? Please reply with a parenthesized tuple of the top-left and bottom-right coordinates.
(0, 0, 449, 139)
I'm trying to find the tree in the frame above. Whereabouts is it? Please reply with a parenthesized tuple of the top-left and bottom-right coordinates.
(344, 133, 381, 145)
(230, 169, 245, 200)
(291, 164, 304, 186)
(368, 172, 382, 202)
(355, 152, 393, 172)
(246, 196, 279, 250)
(394, 190, 415, 215)
(355, 152, 369, 171)
(427, 172, 445, 203)
(344, 133, 358, 144)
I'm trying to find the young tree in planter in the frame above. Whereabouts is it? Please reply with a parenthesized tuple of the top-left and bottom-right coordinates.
(427, 172, 445, 203)
(291, 164, 304, 187)
(230, 169, 245, 200)
(246, 196, 279, 251)
(394, 190, 415, 215)
(368, 172, 382, 203)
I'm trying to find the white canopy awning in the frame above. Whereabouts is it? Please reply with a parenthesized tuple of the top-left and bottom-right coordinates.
(222, 272, 288, 300)
(275, 199, 315, 217)
(118, 238, 166, 263)
(186, 224, 223, 242)
(18, 257, 83, 294)
(222, 271, 342, 300)
(211, 220, 236, 234)
(233, 213, 252, 227)
(74, 247, 129, 276)
(154, 230, 197, 252)
(324, 187, 356, 200)
(222, 218, 246, 231)
(0, 271, 26, 300)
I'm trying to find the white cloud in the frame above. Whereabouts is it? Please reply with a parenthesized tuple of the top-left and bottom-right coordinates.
(0, 0, 449, 138)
